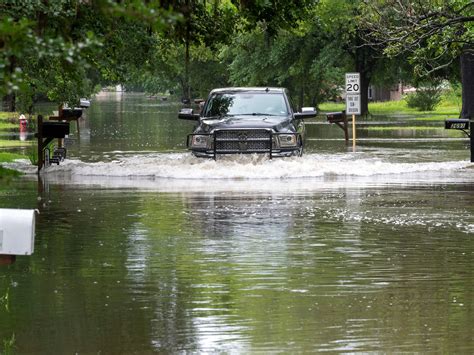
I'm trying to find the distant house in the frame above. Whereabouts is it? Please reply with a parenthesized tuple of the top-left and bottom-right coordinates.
(368, 83, 414, 102)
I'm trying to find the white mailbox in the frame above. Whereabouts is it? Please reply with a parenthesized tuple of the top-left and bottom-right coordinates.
(0, 209, 36, 255)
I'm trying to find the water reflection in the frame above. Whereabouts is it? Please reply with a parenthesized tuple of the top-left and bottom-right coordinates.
(1, 183, 466, 352)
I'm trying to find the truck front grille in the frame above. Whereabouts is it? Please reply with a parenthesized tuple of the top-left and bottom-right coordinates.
(214, 129, 272, 154)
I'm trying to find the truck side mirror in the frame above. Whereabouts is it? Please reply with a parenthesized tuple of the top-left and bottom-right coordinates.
(178, 108, 200, 121)
(294, 107, 317, 119)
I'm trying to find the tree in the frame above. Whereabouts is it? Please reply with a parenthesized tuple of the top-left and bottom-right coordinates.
(361, 0, 474, 118)
(234, 0, 318, 37)
(156, 0, 238, 102)
(317, 0, 386, 116)
(0, 1, 178, 112)
(224, 19, 347, 109)
(223, 0, 351, 109)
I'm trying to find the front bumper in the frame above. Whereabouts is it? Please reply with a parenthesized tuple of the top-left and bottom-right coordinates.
(187, 129, 302, 159)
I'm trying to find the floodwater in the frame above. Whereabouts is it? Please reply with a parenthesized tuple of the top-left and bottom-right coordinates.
(1, 92, 473, 353)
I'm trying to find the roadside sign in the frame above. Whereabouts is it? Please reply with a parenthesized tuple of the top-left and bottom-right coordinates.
(345, 72, 361, 148)
(346, 93, 361, 115)
(445, 119, 469, 130)
(345, 73, 360, 94)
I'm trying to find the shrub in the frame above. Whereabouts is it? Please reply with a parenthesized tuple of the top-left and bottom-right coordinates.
(406, 82, 442, 111)
(26, 144, 39, 166)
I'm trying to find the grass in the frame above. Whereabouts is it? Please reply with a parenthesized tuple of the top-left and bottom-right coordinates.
(0, 111, 34, 150)
(2, 333, 16, 355)
(369, 98, 459, 116)
(319, 90, 461, 120)
(319, 102, 345, 112)
(0, 152, 25, 162)
(0, 112, 37, 171)
(0, 112, 18, 120)
(0, 140, 31, 148)
(0, 166, 22, 179)
(0, 152, 25, 179)
(0, 111, 20, 131)
(0, 122, 17, 130)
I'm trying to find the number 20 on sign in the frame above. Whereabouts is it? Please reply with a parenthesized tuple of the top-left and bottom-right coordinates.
(345, 73, 360, 93)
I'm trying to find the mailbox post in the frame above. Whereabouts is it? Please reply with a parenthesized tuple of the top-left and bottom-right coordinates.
(35, 101, 89, 172)
(36, 115, 70, 172)
(326, 111, 349, 141)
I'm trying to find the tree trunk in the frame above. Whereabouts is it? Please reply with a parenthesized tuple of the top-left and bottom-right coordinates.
(2, 55, 17, 111)
(460, 49, 474, 119)
(184, 35, 190, 103)
(298, 84, 304, 110)
(352, 40, 377, 117)
(359, 70, 370, 116)
(355, 58, 372, 116)
(2, 93, 16, 112)
(183, 0, 191, 104)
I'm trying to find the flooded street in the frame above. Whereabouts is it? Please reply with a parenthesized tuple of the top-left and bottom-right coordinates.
(1, 93, 473, 353)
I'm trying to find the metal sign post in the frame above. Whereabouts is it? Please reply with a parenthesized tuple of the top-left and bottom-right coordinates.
(345, 73, 361, 149)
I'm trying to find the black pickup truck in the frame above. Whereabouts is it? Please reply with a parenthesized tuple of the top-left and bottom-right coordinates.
(178, 87, 317, 159)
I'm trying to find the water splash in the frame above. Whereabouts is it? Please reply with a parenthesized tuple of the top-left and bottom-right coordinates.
(7, 153, 471, 181)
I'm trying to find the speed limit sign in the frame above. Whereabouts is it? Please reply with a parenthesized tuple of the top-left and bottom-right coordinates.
(345, 73, 360, 94)
(345, 72, 360, 145)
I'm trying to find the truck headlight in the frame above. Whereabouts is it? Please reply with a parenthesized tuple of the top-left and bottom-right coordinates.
(190, 135, 209, 148)
(278, 134, 298, 147)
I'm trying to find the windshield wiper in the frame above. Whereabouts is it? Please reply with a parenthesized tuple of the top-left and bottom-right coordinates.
(238, 113, 279, 116)
(203, 114, 234, 119)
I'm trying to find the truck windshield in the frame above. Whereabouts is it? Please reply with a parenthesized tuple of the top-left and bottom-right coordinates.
(203, 92, 288, 117)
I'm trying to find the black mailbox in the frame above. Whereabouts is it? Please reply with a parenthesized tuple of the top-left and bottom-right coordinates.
(326, 111, 346, 123)
(445, 118, 469, 130)
(42, 122, 70, 138)
(62, 108, 83, 119)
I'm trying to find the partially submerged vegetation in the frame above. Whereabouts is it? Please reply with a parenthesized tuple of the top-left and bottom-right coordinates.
(0, 153, 26, 183)
(0, 166, 21, 180)
(0, 152, 25, 162)
(0, 153, 24, 179)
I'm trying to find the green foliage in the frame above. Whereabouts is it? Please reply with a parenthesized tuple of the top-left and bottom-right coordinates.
(0, 287, 10, 312)
(360, 0, 473, 76)
(2, 333, 15, 355)
(0, 165, 22, 180)
(0, 122, 16, 130)
(0, 152, 24, 163)
(0, 0, 180, 111)
(0, 112, 18, 120)
(0, 1, 101, 100)
(0, 153, 24, 179)
(125, 0, 239, 99)
(406, 82, 443, 111)
(0, 140, 29, 148)
(0, 0, 468, 116)
(236, 0, 317, 36)
(224, 13, 348, 108)
(319, 87, 461, 117)
(26, 144, 39, 166)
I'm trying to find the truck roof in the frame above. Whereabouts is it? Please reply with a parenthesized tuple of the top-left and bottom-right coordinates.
(210, 87, 286, 94)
